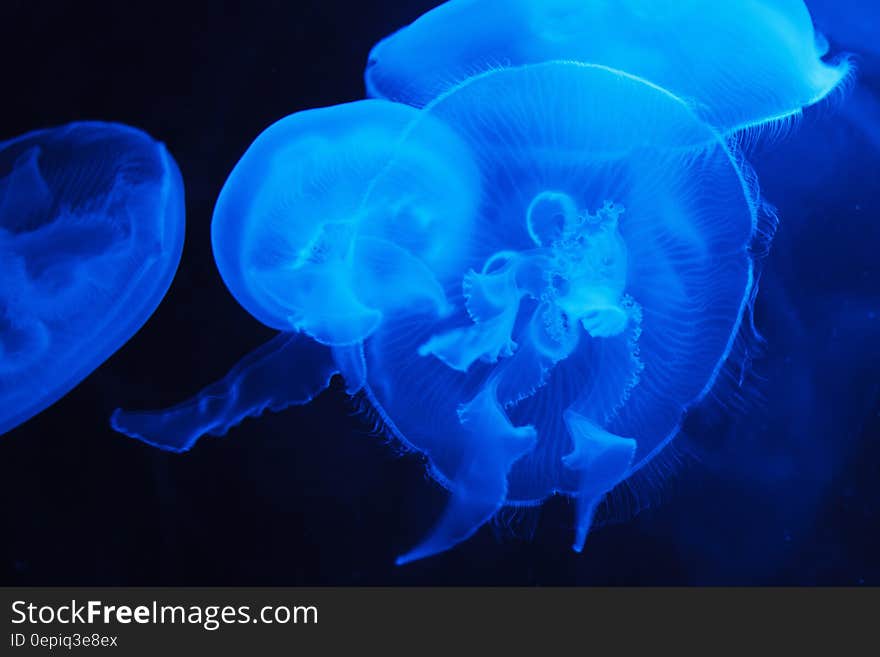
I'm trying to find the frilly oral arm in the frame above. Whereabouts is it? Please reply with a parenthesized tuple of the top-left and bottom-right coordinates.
(111, 332, 340, 452)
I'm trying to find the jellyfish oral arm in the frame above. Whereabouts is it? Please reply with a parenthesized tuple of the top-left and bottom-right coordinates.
(405, 194, 639, 558)
(419, 198, 632, 374)
(396, 378, 537, 565)
(395, 367, 636, 563)
(562, 410, 637, 553)
(111, 332, 342, 452)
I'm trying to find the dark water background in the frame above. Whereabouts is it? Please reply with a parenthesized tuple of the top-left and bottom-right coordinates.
(0, 0, 877, 585)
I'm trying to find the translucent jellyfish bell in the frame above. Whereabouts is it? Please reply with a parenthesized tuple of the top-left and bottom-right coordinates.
(361, 61, 761, 562)
(0, 122, 185, 436)
(365, 0, 850, 135)
(212, 99, 479, 346)
(112, 100, 479, 451)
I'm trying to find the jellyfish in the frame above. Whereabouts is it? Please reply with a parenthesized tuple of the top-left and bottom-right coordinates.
(113, 60, 763, 563)
(112, 99, 480, 451)
(361, 61, 762, 562)
(0, 122, 185, 436)
(364, 0, 849, 135)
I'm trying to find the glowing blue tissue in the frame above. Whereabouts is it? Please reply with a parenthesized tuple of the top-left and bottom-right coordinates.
(113, 99, 479, 447)
(112, 62, 762, 562)
(365, 62, 761, 562)
(0, 122, 185, 435)
(806, 0, 880, 151)
(108, 0, 854, 566)
(210, 99, 479, 346)
(807, 0, 880, 60)
(365, 0, 850, 134)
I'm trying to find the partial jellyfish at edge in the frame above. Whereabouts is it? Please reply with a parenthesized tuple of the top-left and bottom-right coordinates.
(0, 122, 185, 436)
(364, 0, 850, 137)
(113, 62, 769, 564)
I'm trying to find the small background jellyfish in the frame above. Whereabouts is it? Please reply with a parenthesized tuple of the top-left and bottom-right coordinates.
(364, 0, 850, 137)
(0, 122, 185, 436)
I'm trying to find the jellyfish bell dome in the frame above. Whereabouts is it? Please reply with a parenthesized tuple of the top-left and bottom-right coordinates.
(359, 61, 761, 562)
(211, 99, 480, 347)
(365, 0, 850, 136)
(0, 121, 185, 436)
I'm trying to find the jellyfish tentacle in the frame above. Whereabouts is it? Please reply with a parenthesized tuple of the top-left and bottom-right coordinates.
(562, 409, 637, 553)
(396, 379, 537, 565)
(111, 332, 338, 452)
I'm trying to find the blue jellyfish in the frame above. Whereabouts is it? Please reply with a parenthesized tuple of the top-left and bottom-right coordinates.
(362, 62, 762, 562)
(112, 99, 479, 451)
(113, 61, 762, 563)
(365, 0, 849, 135)
(211, 99, 478, 347)
(0, 122, 185, 436)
